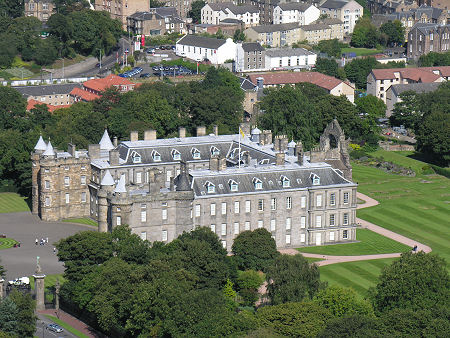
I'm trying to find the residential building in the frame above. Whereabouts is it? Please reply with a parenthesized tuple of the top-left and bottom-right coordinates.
(24, 0, 55, 21)
(244, 23, 301, 47)
(236, 42, 266, 72)
(70, 74, 136, 102)
(248, 72, 355, 102)
(239, 77, 259, 120)
(407, 22, 450, 59)
(32, 120, 357, 251)
(190, 19, 245, 36)
(265, 48, 317, 70)
(176, 35, 237, 64)
(385, 82, 441, 115)
(299, 23, 333, 44)
(367, 0, 417, 15)
(319, 0, 363, 34)
(273, 3, 320, 25)
(366, 66, 450, 103)
(26, 100, 71, 112)
(316, 17, 345, 40)
(127, 8, 186, 36)
(161, 0, 195, 19)
(201, 3, 260, 27)
(93, 0, 150, 29)
(13, 83, 81, 107)
(238, 0, 292, 25)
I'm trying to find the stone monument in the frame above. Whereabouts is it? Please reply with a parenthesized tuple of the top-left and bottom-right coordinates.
(33, 256, 46, 311)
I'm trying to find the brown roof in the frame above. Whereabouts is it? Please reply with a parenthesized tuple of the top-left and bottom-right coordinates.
(247, 72, 351, 91)
(370, 67, 445, 82)
(26, 99, 71, 112)
(420, 66, 450, 77)
(70, 87, 100, 101)
(82, 74, 135, 92)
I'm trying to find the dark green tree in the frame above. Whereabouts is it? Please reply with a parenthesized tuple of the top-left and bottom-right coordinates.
(7, 16, 41, 55)
(236, 270, 264, 306)
(317, 314, 382, 338)
(53, 0, 89, 14)
(350, 17, 379, 48)
(232, 228, 279, 272)
(418, 51, 450, 67)
(8, 290, 36, 337)
(0, 0, 24, 17)
(316, 39, 346, 58)
(0, 33, 17, 68)
(344, 57, 378, 89)
(34, 37, 59, 65)
(233, 29, 246, 42)
(380, 20, 405, 46)
(355, 94, 386, 135)
(0, 297, 19, 336)
(314, 57, 343, 79)
(266, 254, 323, 305)
(389, 90, 420, 129)
(0, 258, 5, 278)
(188, 0, 206, 24)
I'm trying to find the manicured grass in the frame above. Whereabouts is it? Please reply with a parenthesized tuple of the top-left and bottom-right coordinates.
(0, 193, 30, 213)
(320, 258, 396, 297)
(341, 47, 383, 56)
(30, 274, 66, 303)
(305, 257, 323, 263)
(0, 238, 19, 250)
(368, 149, 427, 175)
(298, 229, 410, 256)
(44, 315, 90, 338)
(62, 218, 98, 227)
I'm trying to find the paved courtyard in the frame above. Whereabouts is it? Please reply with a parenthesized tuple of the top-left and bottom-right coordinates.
(0, 212, 94, 281)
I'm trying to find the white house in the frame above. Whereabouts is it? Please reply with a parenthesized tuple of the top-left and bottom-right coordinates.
(176, 35, 237, 64)
(273, 3, 320, 26)
(265, 48, 317, 70)
(201, 3, 230, 25)
(201, 2, 259, 27)
(319, 0, 363, 34)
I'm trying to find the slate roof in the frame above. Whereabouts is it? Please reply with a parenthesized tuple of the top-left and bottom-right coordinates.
(220, 18, 244, 24)
(239, 77, 257, 90)
(250, 23, 299, 33)
(208, 2, 234, 11)
(227, 5, 259, 15)
(176, 35, 227, 49)
(191, 164, 353, 198)
(277, 3, 311, 11)
(301, 23, 331, 31)
(242, 42, 265, 52)
(13, 83, 81, 98)
(415, 5, 443, 21)
(265, 48, 315, 57)
(320, 0, 349, 10)
(390, 82, 441, 96)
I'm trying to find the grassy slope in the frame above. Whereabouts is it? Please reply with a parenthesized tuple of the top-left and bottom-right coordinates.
(341, 47, 382, 56)
(62, 218, 98, 227)
(0, 193, 30, 213)
(299, 228, 410, 256)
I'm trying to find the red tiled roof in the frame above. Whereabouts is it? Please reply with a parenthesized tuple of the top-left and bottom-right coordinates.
(26, 99, 71, 112)
(371, 67, 443, 82)
(248, 72, 351, 91)
(70, 87, 100, 101)
(420, 66, 450, 77)
(82, 74, 135, 92)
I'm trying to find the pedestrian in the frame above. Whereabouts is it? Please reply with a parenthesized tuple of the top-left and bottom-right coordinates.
(46, 237, 48, 244)
(35, 238, 38, 245)
(53, 247, 56, 254)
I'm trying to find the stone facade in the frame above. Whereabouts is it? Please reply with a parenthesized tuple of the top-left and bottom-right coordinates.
(32, 121, 357, 250)
(94, 0, 150, 29)
(24, 0, 55, 22)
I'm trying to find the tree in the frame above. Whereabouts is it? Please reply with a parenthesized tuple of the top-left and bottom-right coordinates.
(313, 286, 374, 318)
(257, 301, 333, 337)
(355, 94, 386, 135)
(418, 51, 450, 67)
(236, 270, 264, 306)
(8, 290, 36, 337)
(0, 258, 5, 278)
(380, 20, 405, 46)
(350, 17, 379, 48)
(317, 314, 382, 338)
(314, 57, 343, 79)
(34, 38, 59, 66)
(53, 0, 89, 14)
(266, 254, 323, 305)
(316, 39, 346, 58)
(344, 57, 378, 89)
(0, 297, 19, 336)
(188, 0, 206, 24)
(233, 29, 246, 42)
(232, 228, 279, 272)
(0, 0, 24, 18)
(371, 252, 450, 314)
(0, 33, 17, 68)
(389, 90, 420, 129)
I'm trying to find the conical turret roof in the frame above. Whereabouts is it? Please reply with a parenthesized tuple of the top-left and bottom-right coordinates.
(34, 135, 47, 151)
(99, 129, 114, 151)
(114, 174, 127, 193)
(101, 170, 115, 186)
(42, 140, 55, 156)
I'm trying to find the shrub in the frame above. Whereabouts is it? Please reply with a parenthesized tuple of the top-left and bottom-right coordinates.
(421, 165, 435, 175)
(350, 149, 368, 159)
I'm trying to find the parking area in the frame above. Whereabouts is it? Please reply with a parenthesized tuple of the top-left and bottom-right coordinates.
(0, 212, 93, 281)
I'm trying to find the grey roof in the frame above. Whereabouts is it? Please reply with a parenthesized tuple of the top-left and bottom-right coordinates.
(316, 18, 344, 25)
(390, 82, 441, 96)
(239, 77, 257, 90)
(320, 0, 349, 10)
(99, 130, 114, 151)
(177, 35, 227, 49)
(101, 170, 115, 186)
(301, 23, 331, 31)
(114, 175, 127, 193)
(207, 2, 234, 11)
(13, 83, 81, 98)
(227, 5, 259, 14)
(190, 164, 353, 198)
(266, 48, 316, 57)
(220, 18, 244, 24)
(129, 8, 182, 22)
(415, 5, 443, 21)
(242, 42, 265, 52)
(43, 141, 55, 156)
(277, 3, 311, 11)
(250, 23, 299, 33)
(34, 136, 47, 151)
(153, 7, 178, 17)
(412, 22, 450, 34)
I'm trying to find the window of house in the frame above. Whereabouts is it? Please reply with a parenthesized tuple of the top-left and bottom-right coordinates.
(65, 193, 70, 204)
(45, 197, 50, 206)
(195, 204, 201, 217)
(301, 196, 306, 208)
(45, 180, 50, 189)
(221, 223, 226, 236)
(211, 224, 216, 233)
(286, 196, 292, 209)
(81, 192, 86, 203)
(205, 181, 215, 193)
(315, 215, 322, 227)
(162, 209, 168, 220)
(81, 175, 86, 185)
(140, 231, 147, 241)
(245, 221, 250, 230)
(221, 202, 227, 215)
(221, 240, 226, 248)
(151, 150, 160, 162)
(234, 222, 239, 235)
(286, 217, 291, 230)
(141, 210, 147, 222)
(258, 220, 263, 228)
(229, 180, 238, 192)
(316, 194, 322, 207)
(270, 219, 276, 231)
(330, 193, 336, 206)
(343, 213, 349, 225)
(271, 198, 277, 210)
(253, 178, 262, 189)
(343, 192, 349, 204)
(258, 199, 264, 211)
(171, 149, 181, 160)
(281, 176, 290, 188)
(161, 230, 167, 241)
(285, 234, 291, 244)
(132, 151, 142, 163)
(234, 201, 240, 214)
(245, 200, 251, 213)
(64, 176, 70, 186)
(300, 233, 305, 242)
(210, 203, 216, 216)
(330, 231, 335, 241)
(136, 172, 142, 184)
(343, 230, 348, 239)
(330, 214, 335, 226)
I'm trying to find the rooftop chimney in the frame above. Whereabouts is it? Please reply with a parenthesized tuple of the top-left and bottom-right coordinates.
(209, 156, 219, 171)
(256, 77, 264, 89)
(213, 125, 219, 136)
(239, 122, 251, 135)
(68, 143, 76, 157)
(130, 131, 138, 142)
(144, 129, 157, 141)
(276, 152, 285, 166)
(196, 126, 206, 137)
(88, 144, 100, 160)
(179, 127, 186, 138)
(113, 136, 118, 147)
(296, 142, 304, 166)
(109, 149, 120, 166)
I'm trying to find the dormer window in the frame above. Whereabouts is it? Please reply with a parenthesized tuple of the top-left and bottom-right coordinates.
(151, 150, 161, 162)
(310, 173, 320, 185)
(171, 149, 181, 160)
(229, 179, 238, 192)
(281, 175, 290, 188)
(230, 148, 239, 159)
(210, 146, 220, 156)
(191, 148, 201, 159)
(131, 151, 141, 163)
(205, 181, 215, 193)
(259, 159, 270, 165)
(253, 178, 262, 190)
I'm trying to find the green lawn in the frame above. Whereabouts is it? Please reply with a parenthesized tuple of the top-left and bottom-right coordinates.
(44, 315, 90, 338)
(0, 238, 19, 250)
(320, 258, 396, 297)
(0, 193, 30, 213)
(298, 229, 410, 256)
(341, 47, 383, 56)
(62, 218, 98, 227)
(368, 149, 427, 175)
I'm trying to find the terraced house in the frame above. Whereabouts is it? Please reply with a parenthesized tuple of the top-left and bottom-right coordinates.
(32, 121, 357, 250)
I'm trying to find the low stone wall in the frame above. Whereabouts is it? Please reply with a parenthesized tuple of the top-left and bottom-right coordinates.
(379, 142, 415, 152)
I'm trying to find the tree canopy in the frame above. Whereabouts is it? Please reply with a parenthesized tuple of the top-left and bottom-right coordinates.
(188, 0, 206, 24)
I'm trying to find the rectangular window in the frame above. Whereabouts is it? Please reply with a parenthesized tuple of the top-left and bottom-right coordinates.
(45, 180, 50, 189)
(64, 176, 70, 186)
(81, 192, 86, 203)
(136, 172, 142, 184)
(210, 203, 216, 216)
(300, 233, 305, 243)
(81, 176, 86, 185)
(270, 219, 276, 231)
(140, 231, 147, 240)
(45, 197, 50, 206)
(258, 199, 264, 211)
(116, 216, 121, 225)
(162, 230, 168, 241)
(222, 240, 226, 248)
(330, 231, 335, 241)
(286, 217, 291, 230)
(343, 230, 348, 239)
(300, 216, 306, 228)
(315, 215, 322, 227)
(330, 214, 335, 226)
(141, 211, 147, 222)
(301, 196, 306, 208)
(234, 201, 240, 214)
(234, 222, 239, 235)
(343, 213, 349, 225)
(258, 220, 263, 228)
(211, 224, 216, 233)
(245, 200, 251, 213)
(162, 209, 167, 220)
(221, 223, 226, 236)
(316, 195, 322, 207)
(166, 170, 172, 182)
(330, 193, 336, 206)
(286, 196, 292, 209)
(65, 193, 70, 204)
(271, 198, 277, 210)
(245, 221, 250, 231)
(195, 204, 201, 217)
(286, 234, 291, 244)
(343, 192, 349, 204)
(221, 202, 227, 215)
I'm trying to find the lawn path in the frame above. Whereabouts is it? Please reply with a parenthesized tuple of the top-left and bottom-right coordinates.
(279, 192, 432, 266)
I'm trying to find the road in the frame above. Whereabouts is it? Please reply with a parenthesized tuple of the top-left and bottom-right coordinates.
(35, 314, 78, 338)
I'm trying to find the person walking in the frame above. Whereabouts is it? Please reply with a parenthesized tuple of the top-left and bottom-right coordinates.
(35, 238, 38, 245)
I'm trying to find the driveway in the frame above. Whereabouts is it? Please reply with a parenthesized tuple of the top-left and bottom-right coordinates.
(0, 212, 93, 281)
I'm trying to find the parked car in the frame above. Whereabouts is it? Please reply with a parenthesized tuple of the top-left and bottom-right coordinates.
(146, 48, 155, 54)
(140, 73, 151, 78)
(47, 324, 64, 333)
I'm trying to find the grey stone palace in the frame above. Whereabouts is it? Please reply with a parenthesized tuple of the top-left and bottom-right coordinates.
(31, 121, 357, 250)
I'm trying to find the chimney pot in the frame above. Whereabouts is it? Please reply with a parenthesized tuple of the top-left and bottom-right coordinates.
(144, 129, 157, 141)
(130, 131, 138, 142)
(213, 125, 219, 136)
(276, 152, 285, 166)
(179, 127, 186, 138)
(196, 126, 206, 137)
(113, 136, 118, 147)
(109, 149, 120, 166)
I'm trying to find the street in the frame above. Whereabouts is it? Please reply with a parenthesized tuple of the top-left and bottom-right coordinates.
(35, 315, 78, 338)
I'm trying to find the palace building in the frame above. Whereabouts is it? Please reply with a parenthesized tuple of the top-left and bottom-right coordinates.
(31, 121, 356, 250)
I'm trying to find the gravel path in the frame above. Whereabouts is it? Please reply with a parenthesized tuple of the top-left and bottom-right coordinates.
(279, 192, 431, 266)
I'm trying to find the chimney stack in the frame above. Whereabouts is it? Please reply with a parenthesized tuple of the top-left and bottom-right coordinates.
(130, 131, 138, 142)
(113, 136, 118, 147)
(276, 152, 285, 166)
(213, 125, 219, 136)
(296, 142, 304, 166)
(144, 129, 157, 141)
(280, 135, 288, 152)
(256, 77, 264, 89)
(179, 127, 186, 138)
(219, 157, 227, 171)
(88, 144, 100, 160)
(196, 126, 206, 137)
(209, 156, 219, 171)
(68, 143, 76, 156)
(239, 122, 251, 135)
(109, 149, 120, 166)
